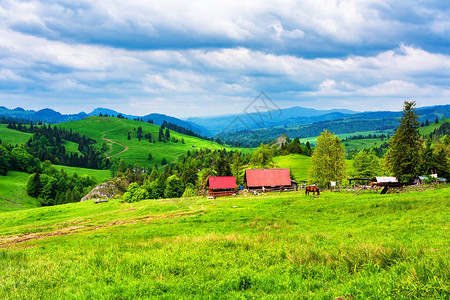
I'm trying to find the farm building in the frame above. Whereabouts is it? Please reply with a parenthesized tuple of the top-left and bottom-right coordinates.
(370, 177, 398, 186)
(208, 176, 237, 198)
(245, 169, 297, 192)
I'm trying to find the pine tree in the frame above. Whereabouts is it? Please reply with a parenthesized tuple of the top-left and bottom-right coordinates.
(435, 117, 439, 124)
(231, 151, 245, 186)
(386, 101, 421, 183)
(418, 138, 435, 175)
(165, 128, 170, 140)
(308, 130, 346, 187)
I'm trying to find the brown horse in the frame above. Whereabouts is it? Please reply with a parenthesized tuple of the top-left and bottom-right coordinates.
(305, 186, 320, 195)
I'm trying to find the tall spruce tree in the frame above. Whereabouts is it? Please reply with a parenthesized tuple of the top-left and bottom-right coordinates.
(386, 101, 421, 183)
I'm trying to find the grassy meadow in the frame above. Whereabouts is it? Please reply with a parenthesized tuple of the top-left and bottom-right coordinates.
(52, 164, 112, 184)
(0, 171, 40, 212)
(0, 124, 33, 145)
(60, 116, 253, 167)
(274, 154, 311, 181)
(419, 118, 449, 136)
(0, 186, 449, 299)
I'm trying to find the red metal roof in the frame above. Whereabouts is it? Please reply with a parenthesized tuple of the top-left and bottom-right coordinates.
(209, 176, 237, 190)
(245, 169, 291, 187)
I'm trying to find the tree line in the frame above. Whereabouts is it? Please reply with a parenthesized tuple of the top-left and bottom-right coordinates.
(308, 101, 449, 187)
(7, 122, 110, 169)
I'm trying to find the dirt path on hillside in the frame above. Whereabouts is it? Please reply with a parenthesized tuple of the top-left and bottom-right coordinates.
(0, 210, 204, 248)
(101, 137, 129, 159)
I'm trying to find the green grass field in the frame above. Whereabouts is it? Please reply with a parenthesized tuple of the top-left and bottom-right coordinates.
(419, 118, 450, 136)
(0, 171, 40, 212)
(0, 124, 33, 145)
(60, 116, 253, 167)
(52, 164, 112, 184)
(0, 187, 448, 298)
(273, 154, 311, 181)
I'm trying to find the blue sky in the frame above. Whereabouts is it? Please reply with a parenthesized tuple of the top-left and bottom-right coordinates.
(0, 0, 449, 118)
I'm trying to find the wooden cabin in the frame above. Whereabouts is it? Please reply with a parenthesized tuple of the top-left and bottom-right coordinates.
(208, 176, 237, 198)
(245, 169, 296, 192)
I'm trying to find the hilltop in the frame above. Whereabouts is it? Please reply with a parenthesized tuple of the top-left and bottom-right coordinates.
(59, 116, 251, 167)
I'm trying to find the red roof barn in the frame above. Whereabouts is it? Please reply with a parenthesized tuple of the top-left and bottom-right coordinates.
(245, 169, 295, 191)
(208, 176, 237, 198)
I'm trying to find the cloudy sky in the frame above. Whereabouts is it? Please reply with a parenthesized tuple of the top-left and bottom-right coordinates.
(0, 0, 449, 118)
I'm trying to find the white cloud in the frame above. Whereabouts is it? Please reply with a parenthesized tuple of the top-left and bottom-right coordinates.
(0, 1, 449, 116)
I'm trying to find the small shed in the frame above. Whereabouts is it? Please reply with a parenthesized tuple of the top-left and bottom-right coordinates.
(245, 169, 295, 192)
(370, 177, 398, 186)
(208, 176, 237, 198)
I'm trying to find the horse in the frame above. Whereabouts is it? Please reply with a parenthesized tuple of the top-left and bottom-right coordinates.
(305, 185, 320, 196)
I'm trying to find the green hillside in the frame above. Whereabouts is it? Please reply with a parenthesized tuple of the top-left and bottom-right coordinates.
(0, 124, 33, 145)
(60, 116, 252, 166)
(273, 154, 311, 181)
(52, 164, 112, 184)
(419, 118, 450, 136)
(0, 171, 40, 212)
(0, 187, 449, 298)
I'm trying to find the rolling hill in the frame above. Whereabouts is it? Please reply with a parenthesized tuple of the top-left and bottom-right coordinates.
(58, 116, 252, 167)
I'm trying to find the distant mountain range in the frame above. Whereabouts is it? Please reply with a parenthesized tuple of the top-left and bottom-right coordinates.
(187, 106, 360, 135)
(1, 104, 449, 140)
(0, 106, 210, 136)
(186, 104, 450, 135)
(213, 104, 450, 147)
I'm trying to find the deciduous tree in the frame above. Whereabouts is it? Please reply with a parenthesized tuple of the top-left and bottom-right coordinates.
(308, 130, 346, 187)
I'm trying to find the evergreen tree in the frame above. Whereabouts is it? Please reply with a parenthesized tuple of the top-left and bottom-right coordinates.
(418, 138, 435, 175)
(308, 130, 346, 187)
(289, 138, 303, 154)
(137, 126, 143, 141)
(0, 145, 10, 175)
(435, 117, 439, 124)
(433, 148, 449, 178)
(425, 119, 430, 126)
(386, 101, 422, 182)
(231, 151, 245, 186)
(305, 141, 312, 156)
(127, 132, 131, 140)
(158, 127, 164, 142)
(215, 150, 232, 176)
(165, 128, 170, 140)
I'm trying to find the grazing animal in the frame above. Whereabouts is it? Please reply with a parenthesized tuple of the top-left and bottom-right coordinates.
(305, 186, 320, 196)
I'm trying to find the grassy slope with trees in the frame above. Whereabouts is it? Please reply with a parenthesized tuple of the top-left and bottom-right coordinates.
(0, 171, 40, 212)
(0, 124, 33, 145)
(0, 188, 449, 299)
(60, 116, 252, 167)
(273, 154, 311, 181)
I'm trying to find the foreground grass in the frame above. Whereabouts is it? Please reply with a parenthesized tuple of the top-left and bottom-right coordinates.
(0, 171, 40, 212)
(0, 187, 449, 299)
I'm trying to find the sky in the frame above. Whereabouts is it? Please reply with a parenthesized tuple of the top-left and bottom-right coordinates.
(0, 0, 449, 118)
